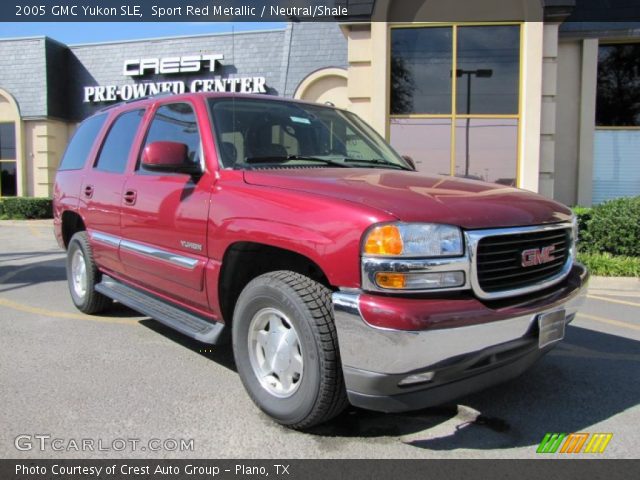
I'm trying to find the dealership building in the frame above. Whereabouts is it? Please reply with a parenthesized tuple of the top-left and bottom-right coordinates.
(0, 0, 638, 206)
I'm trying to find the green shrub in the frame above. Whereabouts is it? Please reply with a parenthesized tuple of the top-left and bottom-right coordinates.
(581, 196, 640, 257)
(1, 197, 52, 219)
(0, 199, 4, 217)
(578, 252, 640, 277)
(571, 206, 593, 245)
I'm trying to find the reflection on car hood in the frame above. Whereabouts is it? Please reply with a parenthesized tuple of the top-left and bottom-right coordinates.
(243, 168, 572, 229)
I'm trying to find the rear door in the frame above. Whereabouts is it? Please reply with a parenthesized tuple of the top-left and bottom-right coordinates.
(119, 100, 212, 311)
(80, 108, 146, 274)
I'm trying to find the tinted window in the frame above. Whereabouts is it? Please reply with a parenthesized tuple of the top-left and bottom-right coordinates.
(455, 26, 520, 115)
(58, 114, 107, 171)
(141, 103, 201, 170)
(597, 43, 640, 126)
(391, 27, 452, 114)
(0, 161, 17, 196)
(94, 110, 144, 173)
(0, 123, 16, 160)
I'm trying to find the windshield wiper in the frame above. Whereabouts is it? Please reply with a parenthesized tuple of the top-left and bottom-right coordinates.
(244, 155, 349, 168)
(342, 158, 410, 170)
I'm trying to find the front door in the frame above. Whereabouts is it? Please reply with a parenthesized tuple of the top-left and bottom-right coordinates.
(119, 101, 211, 311)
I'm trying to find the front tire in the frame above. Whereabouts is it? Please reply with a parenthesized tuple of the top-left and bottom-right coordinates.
(232, 271, 348, 429)
(66, 232, 112, 314)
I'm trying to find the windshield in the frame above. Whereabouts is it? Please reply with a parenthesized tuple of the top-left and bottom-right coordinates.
(208, 97, 411, 170)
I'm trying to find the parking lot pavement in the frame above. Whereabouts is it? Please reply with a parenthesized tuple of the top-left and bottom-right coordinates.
(1, 221, 638, 459)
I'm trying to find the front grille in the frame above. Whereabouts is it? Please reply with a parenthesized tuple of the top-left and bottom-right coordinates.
(475, 228, 571, 293)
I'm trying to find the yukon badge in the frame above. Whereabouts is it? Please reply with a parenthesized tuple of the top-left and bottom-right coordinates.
(521, 245, 556, 267)
(180, 240, 203, 252)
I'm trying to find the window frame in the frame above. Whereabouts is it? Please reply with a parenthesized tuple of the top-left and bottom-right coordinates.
(387, 22, 524, 186)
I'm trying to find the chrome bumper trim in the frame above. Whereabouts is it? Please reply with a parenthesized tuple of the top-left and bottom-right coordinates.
(332, 270, 587, 376)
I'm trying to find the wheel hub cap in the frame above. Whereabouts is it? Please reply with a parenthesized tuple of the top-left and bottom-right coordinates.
(71, 249, 87, 299)
(247, 307, 303, 398)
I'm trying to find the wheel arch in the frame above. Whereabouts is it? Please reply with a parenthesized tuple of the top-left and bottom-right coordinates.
(218, 241, 333, 325)
(60, 210, 87, 249)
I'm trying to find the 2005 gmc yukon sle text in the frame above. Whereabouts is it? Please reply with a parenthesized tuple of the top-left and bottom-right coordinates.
(53, 93, 588, 429)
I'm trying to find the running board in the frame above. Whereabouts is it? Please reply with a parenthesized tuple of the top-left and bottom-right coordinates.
(96, 276, 226, 344)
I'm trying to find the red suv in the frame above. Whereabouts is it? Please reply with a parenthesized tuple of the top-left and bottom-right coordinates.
(53, 93, 588, 429)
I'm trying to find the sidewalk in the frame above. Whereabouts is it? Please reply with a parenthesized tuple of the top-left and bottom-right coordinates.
(589, 276, 640, 294)
(0, 219, 53, 226)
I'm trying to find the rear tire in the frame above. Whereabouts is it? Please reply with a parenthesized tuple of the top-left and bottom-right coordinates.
(66, 232, 112, 314)
(232, 271, 348, 429)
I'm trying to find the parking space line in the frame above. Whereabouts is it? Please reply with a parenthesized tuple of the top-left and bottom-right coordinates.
(587, 294, 640, 308)
(28, 224, 46, 238)
(0, 297, 140, 326)
(577, 312, 640, 331)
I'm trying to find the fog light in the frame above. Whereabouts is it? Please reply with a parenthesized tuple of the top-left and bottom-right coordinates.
(375, 272, 406, 289)
(375, 271, 465, 290)
(398, 371, 435, 387)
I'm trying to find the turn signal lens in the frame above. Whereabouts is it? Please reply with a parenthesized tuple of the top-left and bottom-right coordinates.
(375, 272, 406, 289)
(364, 225, 403, 256)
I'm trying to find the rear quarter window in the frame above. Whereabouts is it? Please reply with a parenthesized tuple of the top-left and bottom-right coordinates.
(58, 114, 107, 171)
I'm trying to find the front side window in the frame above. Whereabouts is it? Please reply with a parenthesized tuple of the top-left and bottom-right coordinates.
(390, 24, 521, 185)
(0, 122, 17, 196)
(209, 98, 411, 171)
(140, 103, 202, 171)
(94, 109, 144, 174)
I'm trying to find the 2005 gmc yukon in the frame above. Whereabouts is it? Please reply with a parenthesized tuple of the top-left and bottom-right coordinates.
(53, 93, 588, 429)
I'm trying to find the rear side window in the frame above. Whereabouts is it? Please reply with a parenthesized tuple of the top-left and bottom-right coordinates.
(140, 103, 201, 170)
(58, 114, 107, 171)
(94, 109, 145, 173)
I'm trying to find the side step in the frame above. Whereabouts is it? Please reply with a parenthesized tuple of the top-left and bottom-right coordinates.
(96, 276, 226, 344)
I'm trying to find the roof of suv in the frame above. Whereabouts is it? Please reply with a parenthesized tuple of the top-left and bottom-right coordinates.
(98, 92, 337, 115)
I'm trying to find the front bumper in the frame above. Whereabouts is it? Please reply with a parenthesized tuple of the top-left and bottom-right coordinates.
(332, 263, 589, 412)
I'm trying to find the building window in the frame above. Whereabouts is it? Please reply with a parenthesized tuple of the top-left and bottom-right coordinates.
(389, 24, 521, 185)
(0, 122, 17, 197)
(596, 43, 640, 127)
(593, 43, 640, 204)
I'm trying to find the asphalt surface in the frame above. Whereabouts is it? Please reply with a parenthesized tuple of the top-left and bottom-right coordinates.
(1, 220, 638, 459)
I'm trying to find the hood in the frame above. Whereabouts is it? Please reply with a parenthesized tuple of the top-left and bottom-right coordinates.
(243, 169, 572, 229)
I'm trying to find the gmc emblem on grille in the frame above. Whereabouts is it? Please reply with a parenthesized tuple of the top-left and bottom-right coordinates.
(521, 245, 556, 267)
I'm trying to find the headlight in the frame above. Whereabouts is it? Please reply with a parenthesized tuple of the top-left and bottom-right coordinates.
(363, 223, 463, 257)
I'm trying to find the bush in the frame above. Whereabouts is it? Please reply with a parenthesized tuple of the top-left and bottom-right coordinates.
(573, 196, 640, 257)
(0, 199, 4, 218)
(578, 252, 640, 277)
(0, 197, 52, 219)
(571, 206, 593, 245)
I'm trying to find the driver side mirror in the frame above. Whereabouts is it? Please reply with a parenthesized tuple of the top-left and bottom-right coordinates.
(402, 155, 416, 171)
(141, 141, 201, 175)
